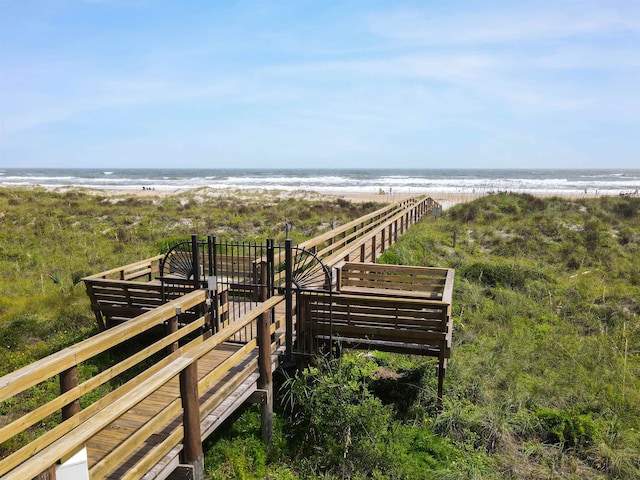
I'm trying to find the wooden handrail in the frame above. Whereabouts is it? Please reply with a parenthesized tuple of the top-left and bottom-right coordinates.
(82, 254, 165, 280)
(297, 197, 419, 252)
(321, 197, 435, 269)
(0, 290, 207, 402)
(1, 294, 283, 480)
(0, 195, 442, 479)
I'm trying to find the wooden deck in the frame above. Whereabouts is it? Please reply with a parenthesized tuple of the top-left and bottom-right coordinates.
(89, 342, 239, 479)
(0, 196, 449, 480)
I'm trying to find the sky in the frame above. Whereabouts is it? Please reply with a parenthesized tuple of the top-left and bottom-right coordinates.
(1, 1, 639, 169)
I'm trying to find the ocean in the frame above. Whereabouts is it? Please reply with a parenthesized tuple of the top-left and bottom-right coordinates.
(1, 168, 639, 196)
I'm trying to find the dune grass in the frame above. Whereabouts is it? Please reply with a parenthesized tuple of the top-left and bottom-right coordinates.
(0, 187, 378, 370)
(1, 190, 638, 478)
(206, 193, 640, 479)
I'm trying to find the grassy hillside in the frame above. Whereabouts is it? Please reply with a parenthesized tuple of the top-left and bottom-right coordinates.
(377, 193, 640, 479)
(1, 190, 638, 478)
(0, 187, 377, 372)
(207, 193, 640, 479)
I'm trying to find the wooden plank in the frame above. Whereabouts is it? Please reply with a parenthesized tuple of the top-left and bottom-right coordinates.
(342, 276, 446, 290)
(343, 262, 450, 276)
(117, 426, 184, 480)
(83, 255, 164, 281)
(316, 335, 442, 356)
(0, 290, 207, 402)
(311, 302, 448, 319)
(339, 286, 443, 300)
(311, 315, 447, 331)
(308, 324, 447, 343)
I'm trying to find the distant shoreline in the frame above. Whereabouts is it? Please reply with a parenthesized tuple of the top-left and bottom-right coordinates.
(1, 184, 615, 211)
(2, 168, 639, 200)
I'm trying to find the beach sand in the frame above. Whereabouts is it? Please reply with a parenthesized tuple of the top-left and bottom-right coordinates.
(52, 185, 588, 210)
(63, 187, 481, 209)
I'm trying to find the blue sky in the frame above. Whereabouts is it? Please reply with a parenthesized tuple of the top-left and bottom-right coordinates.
(1, 0, 639, 169)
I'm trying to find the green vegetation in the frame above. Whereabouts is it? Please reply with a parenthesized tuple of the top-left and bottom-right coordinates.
(0, 187, 378, 456)
(0, 187, 376, 372)
(206, 193, 640, 479)
(2, 190, 639, 479)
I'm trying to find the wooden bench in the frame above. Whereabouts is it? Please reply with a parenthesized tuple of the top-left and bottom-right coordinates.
(83, 278, 197, 330)
(337, 262, 454, 301)
(297, 291, 452, 403)
(83, 277, 231, 331)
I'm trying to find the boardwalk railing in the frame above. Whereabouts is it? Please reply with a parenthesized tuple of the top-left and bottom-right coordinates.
(297, 196, 437, 267)
(1, 195, 447, 480)
(83, 254, 165, 282)
(0, 288, 283, 480)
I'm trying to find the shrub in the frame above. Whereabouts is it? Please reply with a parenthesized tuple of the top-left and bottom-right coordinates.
(458, 261, 542, 290)
(534, 408, 597, 449)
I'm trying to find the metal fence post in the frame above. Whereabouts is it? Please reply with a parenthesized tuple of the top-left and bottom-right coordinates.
(285, 239, 293, 361)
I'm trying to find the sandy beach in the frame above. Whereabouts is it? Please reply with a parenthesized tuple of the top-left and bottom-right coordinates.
(48, 184, 598, 211)
(52, 185, 484, 209)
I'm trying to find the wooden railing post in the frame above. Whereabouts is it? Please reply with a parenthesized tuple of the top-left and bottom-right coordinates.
(180, 361, 204, 480)
(257, 306, 273, 446)
(167, 307, 180, 354)
(33, 466, 56, 480)
(370, 236, 375, 262)
(40, 365, 81, 480)
(60, 365, 80, 420)
(257, 258, 273, 444)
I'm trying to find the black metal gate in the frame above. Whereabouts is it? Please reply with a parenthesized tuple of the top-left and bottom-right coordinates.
(158, 235, 333, 358)
(274, 240, 333, 359)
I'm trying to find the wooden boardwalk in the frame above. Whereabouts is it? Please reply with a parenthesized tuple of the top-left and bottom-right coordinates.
(0, 196, 450, 480)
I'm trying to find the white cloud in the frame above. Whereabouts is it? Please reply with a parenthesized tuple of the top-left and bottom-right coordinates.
(366, 4, 640, 46)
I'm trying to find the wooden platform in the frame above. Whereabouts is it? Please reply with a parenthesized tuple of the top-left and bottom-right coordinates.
(0, 196, 446, 480)
(88, 343, 241, 479)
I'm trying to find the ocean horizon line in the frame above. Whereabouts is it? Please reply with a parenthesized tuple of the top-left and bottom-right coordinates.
(1, 167, 639, 197)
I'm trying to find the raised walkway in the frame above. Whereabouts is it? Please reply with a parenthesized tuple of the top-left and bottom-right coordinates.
(0, 196, 452, 480)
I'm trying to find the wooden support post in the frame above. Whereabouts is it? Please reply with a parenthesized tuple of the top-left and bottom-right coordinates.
(437, 368, 445, 410)
(60, 365, 80, 420)
(44, 365, 80, 480)
(371, 236, 376, 262)
(258, 256, 273, 447)
(167, 308, 179, 354)
(360, 243, 366, 262)
(180, 362, 203, 480)
(394, 220, 398, 242)
(203, 302, 212, 340)
(257, 305, 273, 446)
(33, 466, 56, 480)
(381, 228, 386, 253)
(221, 289, 229, 324)
(437, 351, 446, 410)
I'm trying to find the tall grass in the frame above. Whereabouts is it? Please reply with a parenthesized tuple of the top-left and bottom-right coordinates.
(207, 193, 639, 479)
(377, 193, 640, 479)
(2, 190, 638, 478)
(0, 187, 379, 372)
